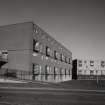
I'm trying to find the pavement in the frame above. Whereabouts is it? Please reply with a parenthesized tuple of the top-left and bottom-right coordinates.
(0, 87, 105, 105)
(0, 80, 105, 105)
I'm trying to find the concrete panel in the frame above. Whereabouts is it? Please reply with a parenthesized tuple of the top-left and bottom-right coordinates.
(0, 22, 33, 50)
(6, 50, 31, 71)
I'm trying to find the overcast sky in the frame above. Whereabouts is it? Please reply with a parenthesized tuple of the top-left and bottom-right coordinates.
(0, 0, 105, 60)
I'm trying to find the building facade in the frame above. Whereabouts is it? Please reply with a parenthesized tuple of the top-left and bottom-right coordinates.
(0, 22, 72, 82)
(72, 59, 105, 80)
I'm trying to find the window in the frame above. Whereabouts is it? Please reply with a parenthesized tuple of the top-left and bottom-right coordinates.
(54, 51, 60, 60)
(0, 50, 8, 60)
(61, 54, 65, 62)
(54, 51, 57, 59)
(65, 57, 67, 63)
(65, 69, 67, 75)
(101, 70, 105, 75)
(69, 69, 71, 75)
(84, 61, 87, 63)
(90, 70, 94, 75)
(60, 68, 65, 75)
(33, 64, 41, 75)
(33, 39, 40, 52)
(45, 65, 51, 74)
(54, 67, 59, 75)
(69, 58, 71, 64)
(90, 61, 94, 66)
(78, 70, 82, 75)
(34, 28, 38, 34)
(101, 61, 105, 68)
(78, 60, 82, 67)
(60, 54, 63, 61)
(46, 46, 51, 57)
(84, 70, 87, 75)
(60, 68, 62, 75)
(96, 70, 98, 75)
(65, 69, 69, 75)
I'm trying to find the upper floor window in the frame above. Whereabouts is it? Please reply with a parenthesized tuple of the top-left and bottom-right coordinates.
(0, 50, 8, 60)
(78, 60, 82, 67)
(33, 39, 43, 53)
(65, 57, 67, 63)
(34, 27, 38, 34)
(90, 61, 94, 66)
(54, 51, 60, 60)
(101, 61, 105, 68)
(61, 54, 65, 62)
(69, 58, 71, 64)
(46, 46, 51, 57)
(54, 51, 57, 59)
(84, 61, 87, 63)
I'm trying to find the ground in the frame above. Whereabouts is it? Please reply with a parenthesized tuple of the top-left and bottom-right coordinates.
(0, 80, 105, 105)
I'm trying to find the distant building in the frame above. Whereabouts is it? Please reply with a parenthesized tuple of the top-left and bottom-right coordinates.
(0, 22, 72, 82)
(72, 59, 105, 80)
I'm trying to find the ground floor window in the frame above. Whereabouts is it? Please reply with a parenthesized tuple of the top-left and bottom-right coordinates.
(33, 64, 41, 75)
(90, 70, 94, 76)
(78, 70, 82, 75)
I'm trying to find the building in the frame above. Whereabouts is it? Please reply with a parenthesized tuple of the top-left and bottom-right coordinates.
(72, 59, 105, 80)
(0, 22, 72, 82)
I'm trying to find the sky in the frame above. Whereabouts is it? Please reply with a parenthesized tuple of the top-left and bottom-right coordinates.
(0, 0, 105, 60)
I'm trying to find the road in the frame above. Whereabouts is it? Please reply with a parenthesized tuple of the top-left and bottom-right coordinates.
(0, 87, 105, 105)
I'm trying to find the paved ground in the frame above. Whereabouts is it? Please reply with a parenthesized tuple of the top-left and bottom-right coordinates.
(0, 87, 105, 105)
(0, 80, 105, 105)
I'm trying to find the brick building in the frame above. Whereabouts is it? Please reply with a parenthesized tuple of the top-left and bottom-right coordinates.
(0, 22, 72, 82)
(72, 59, 105, 80)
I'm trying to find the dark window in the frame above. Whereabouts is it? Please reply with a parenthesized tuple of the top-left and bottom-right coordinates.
(84, 61, 87, 63)
(79, 60, 82, 63)
(69, 58, 71, 64)
(60, 54, 63, 61)
(46, 46, 51, 57)
(54, 51, 57, 59)
(60, 68, 62, 75)
(54, 67, 56, 75)
(101, 61, 105, 68)
(78, 60, 82, 67)
(65, 57, 67, 63)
